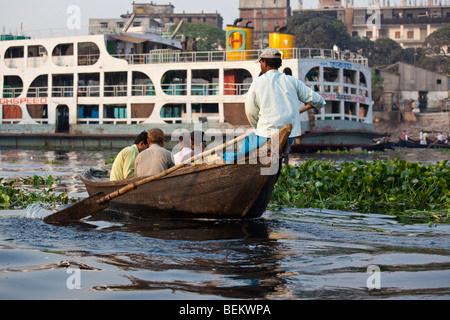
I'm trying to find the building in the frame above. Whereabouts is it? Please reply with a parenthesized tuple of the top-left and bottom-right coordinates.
(295, 0, 450, 50)
(89, 2, 223, 35)
(239, 0, 292, 48)
(380, 62, 448, 111)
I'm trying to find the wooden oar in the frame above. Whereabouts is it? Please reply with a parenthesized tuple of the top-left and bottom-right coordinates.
(300, 102, 314, 114)
(43, 130, 254, 223)
(43, 103, 314, 223)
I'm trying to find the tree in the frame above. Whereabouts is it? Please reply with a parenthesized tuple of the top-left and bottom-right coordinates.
(169, 22, 225, 51)
(416, 26, 450, 74)
(286, 12, 351, 50)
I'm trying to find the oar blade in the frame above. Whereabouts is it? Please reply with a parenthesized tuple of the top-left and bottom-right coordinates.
(43, 192, 109, 223)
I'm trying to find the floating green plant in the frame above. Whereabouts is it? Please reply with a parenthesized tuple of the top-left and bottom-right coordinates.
(271, 159, 450, 222)
(0, 175, 74, 210)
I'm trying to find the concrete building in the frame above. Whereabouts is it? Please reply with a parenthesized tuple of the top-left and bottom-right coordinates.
(89, 2, 223, 35)
(239, 0, 292, 48)
(295, 0, 450, 50)
(379, 62, 448, 112)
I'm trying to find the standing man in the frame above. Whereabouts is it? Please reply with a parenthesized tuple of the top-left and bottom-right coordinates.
(110, 131, 149, 181)
(224, 48, 326, 163)
(135, 128, 175, 177)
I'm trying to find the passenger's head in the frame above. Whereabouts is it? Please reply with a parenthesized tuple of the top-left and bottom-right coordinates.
(257, 47, 282, 73)
(179, 131, 191, 148)
(135, 131, 150, 152)
(191, 130, 206, 149)
(148, 128, 165, 146)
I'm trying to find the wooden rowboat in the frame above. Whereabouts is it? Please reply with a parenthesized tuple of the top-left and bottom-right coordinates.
(80, 124, 292, 220)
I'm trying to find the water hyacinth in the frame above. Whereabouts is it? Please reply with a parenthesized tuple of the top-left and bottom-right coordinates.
(271, 159, 450, 221)
(0, 175, 72, 210)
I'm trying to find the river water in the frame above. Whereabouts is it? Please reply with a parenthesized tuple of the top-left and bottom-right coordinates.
(0, 147, 449, 302)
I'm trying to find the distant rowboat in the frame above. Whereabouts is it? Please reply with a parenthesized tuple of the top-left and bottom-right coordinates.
(80, 124, 292, 220)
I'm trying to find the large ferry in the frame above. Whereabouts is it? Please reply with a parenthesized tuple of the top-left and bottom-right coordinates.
(0, 22, 381, 150)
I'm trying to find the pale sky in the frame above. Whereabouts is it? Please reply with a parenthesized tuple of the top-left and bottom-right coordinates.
(2, 0, 386, 35)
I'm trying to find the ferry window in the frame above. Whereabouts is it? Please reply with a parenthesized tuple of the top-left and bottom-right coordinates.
(28, 45, 47, 58)
(78, 42, 100, 66)
(28, 45, 48, 68)
(344, 102, 356, 117)
(192, 103, 219, 113)
(3, 76, 23, 98)
(52, 74, 74, 97)
(132, 71, 155, 96)
(52, 43, 74, 67)
(161, 104, 184, 123)
(105, 72, 127, 97)
(2, 105, 22, 124)
(305, 67, 320, 82)
(4, 46, 24, 59)
(78, 73, 100, 97)
(77, 105, 99, 122)
(359, 72, 367, 88)
(4, 46, 24, 68)
(162, 70, 187, 96)
(192, 70, 219, 95)
(104, 104, 127, 121)
(28, 75, 48, 97)
(360, 104, 369, 118)
(343, 69, 356, 85)
(323, 68, 339, 83)
(224, 69, 252, 95)
(131, 103, 154, 120)
(27, 104, 48, 121)
(53, 44, 74, 56)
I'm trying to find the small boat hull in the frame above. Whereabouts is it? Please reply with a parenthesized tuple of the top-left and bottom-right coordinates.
(80, 124, 292, 220)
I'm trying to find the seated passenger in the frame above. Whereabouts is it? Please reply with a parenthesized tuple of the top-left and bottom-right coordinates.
(180, 130, 206, 164)
(173, 131, 193, 165)
(110, 131, 149, 181)
(135, 128, 175, 177)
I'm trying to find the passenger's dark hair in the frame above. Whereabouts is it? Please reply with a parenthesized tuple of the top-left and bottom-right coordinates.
(261, 57, 282, 69)
(135, 131, 149, 145)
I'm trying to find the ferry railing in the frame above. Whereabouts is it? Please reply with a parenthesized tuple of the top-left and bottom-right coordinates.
(223, 83, 251, 95)
(111, 48, 368, 67)
(27, 87, 48, 98)
(78, 54, 100, 66)
(162, 83, 187, 96)
(78, 86, 100, 97)
(104, 85, 127, 97)
(132, 84, 156, 96)
(191, 83, 219, 96)
(2, 87, 23, 98)
(52, 86, 73, 97)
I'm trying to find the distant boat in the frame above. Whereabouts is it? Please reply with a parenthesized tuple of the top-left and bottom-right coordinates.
(397, 138, 450, 149)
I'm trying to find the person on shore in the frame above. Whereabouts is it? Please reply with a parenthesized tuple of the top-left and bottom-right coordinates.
(224, 47, 326, 163)
(401, 130, 409, 140)
(135, 128, 174, 177)
(110, 131, 149, 181)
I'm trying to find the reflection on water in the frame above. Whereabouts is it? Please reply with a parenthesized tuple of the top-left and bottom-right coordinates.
(0, 148, 449, 300)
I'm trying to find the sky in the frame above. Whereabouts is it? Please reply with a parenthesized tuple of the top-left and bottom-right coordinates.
(1, 0, 390, 35)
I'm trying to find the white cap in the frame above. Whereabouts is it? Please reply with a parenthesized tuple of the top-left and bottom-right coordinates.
(257, 47, 282, 62)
